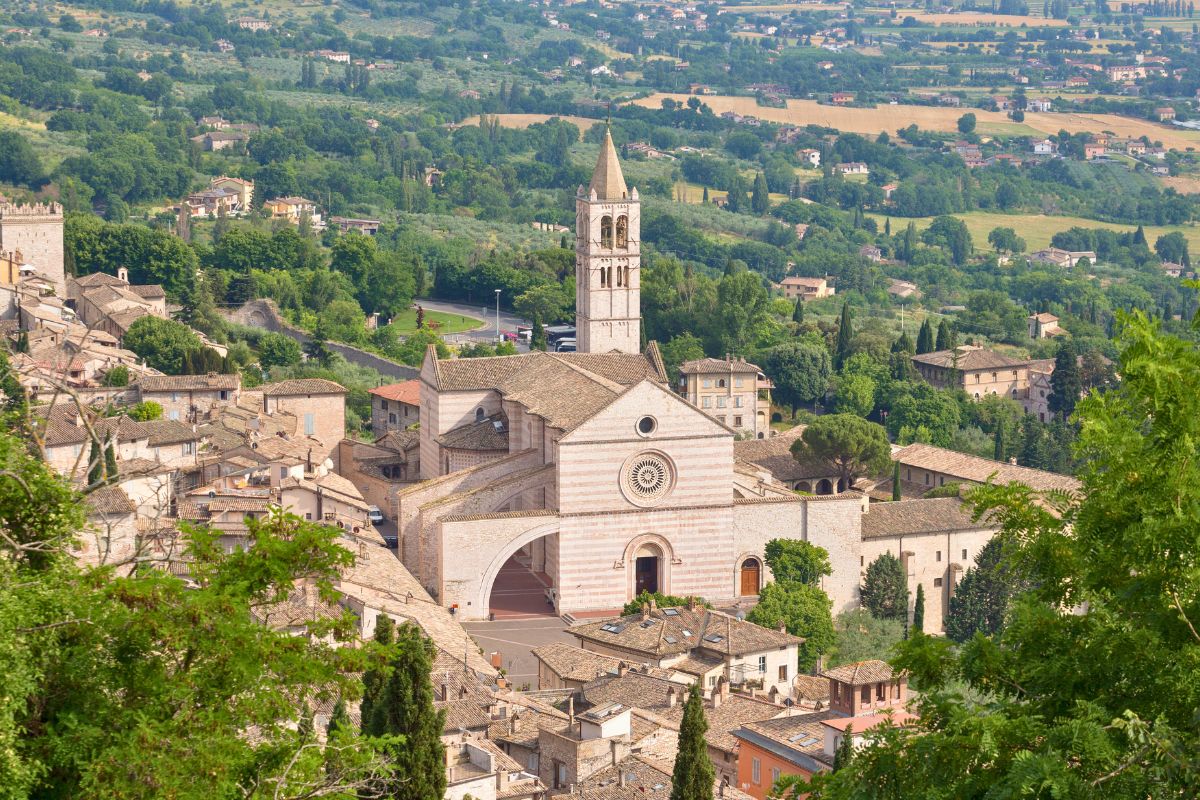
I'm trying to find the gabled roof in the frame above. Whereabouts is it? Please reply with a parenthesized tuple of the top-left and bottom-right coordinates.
(894, 442, 1081, 493)
(861, 497, 990, 538)
(572, 604, 801, 659)
(532, 642, 625, 682)
(590, 127, 629, 200)
(678, 357, 762, 376)
(822, 659, 895, 685)
(911, 346, 1026, 371)
(137, 374, 241, 392)
(262, 378, 346, 396)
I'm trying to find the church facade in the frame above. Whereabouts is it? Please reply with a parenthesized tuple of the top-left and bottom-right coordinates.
(395, 131, 866, 621)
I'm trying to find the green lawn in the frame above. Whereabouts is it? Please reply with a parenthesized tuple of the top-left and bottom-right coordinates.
(393, 307, 483, 335)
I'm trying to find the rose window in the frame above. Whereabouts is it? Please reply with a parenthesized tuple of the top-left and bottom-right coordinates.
(627, 454, 671, 500)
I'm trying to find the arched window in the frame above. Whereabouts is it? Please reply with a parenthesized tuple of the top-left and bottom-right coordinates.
(600, 216, 613, 248)
(606, 266, 613, 288)
(475, 407, 485, 422)
(623, 265, 631, 287)
(600, 267, 607, 288)
(616, 264, 623, 287)
(616, 215, 628, 248)
(717, 378, 726, 388)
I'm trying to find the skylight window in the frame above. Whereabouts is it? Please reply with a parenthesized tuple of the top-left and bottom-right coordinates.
(704, 634, 724, 643)
(682, 629, 693, 637)
(663, 608, 680, 616)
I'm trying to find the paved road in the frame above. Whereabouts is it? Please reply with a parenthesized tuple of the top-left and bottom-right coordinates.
(416, 298, 530, 344)
(462, 617, 573, 691)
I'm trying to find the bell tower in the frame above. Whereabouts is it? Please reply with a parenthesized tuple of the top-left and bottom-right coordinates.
(575, 128, 640, 354)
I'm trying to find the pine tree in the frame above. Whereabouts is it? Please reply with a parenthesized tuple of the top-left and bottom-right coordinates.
(891, 460, 901, 501)
(371, 623, 447, 800)
(360, 615, 394, 734)
(670, 684, 715, 800)
(834, 303, 853, 370)
(792, 298, 805, 325)
(916, 319, 935, 354)
(935, 319, 954, 351)
(912, 583, 925, 634)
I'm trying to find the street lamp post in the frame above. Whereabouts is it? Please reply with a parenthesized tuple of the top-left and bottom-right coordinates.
(494, 289, 501, 343)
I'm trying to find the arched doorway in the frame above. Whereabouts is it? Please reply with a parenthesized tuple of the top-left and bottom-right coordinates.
(816, 478, 834, 495)
(634, 542, 662, 595)
(474, 523, 561, 621)
(739, 558, 761, 596)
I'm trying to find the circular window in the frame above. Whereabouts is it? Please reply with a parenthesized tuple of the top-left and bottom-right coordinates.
(622, 451, 675, 506)
(636, 416, 657, 436)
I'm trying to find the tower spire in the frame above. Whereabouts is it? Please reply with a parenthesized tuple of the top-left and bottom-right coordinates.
(589, 126, 628, 201)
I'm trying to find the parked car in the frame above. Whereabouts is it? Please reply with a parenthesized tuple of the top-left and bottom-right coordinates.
(368, 506, 384, 525)
(554, 338, 577, 352)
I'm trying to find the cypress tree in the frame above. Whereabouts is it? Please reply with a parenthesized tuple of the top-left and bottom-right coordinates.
(360, 614, 394, 734)
(702, 185, 709, 203)
(884, 217, 891, 236)
(531, 314, 547, 351)
(792, 298, 805, 325)
(372, 623, 447, 800)
(87, 438, 103, 487)
(891, 460, 901, 501)
(751, 172, 770, 214)
(104, 440, 118, 484)
(670, 684, 715, 800)
(1049, 343, 1082, 421)
(993, 424, 1005, 462)
(935, 319, 954, 351)
(833, 723, 854, 771)
(1133, 224, 1147, 245)
(892, 331, 914, 354)
(327, 697, 349, 738)
(913, 583, 925, 634)
(916, 319, 935, 354)
(834, 303, 853, 369)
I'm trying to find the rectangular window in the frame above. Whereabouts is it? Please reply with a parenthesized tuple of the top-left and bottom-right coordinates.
(734, 377, 744, 388)
(734, 416, 743, 427)
(702, 397, 712, 409)
(183, 442, 195, 455)
(708, 675, 717, 687)
(717, 397, 727, 408)
(219, 390, 229, 401)
(936, 551, 942, 562)
(389, 413, 397, 424)
(702, 379, 712, 388)
(772, 768, 781, 785)
(734, 396, 743, 408)
(304, 413, 315, 436)
(171, 392, 179, 402)
(381, 400, 389, 410)
(934, 577, 943, 587)
(169, 410, 180, 421)
(861, 685, 870, 703)
(778, 664, 788, 681)
(305, 512, 312, 520)
(831, 682, 839, 700)
(876, 683, 885, 700)
(962, 549, 968, 560)
(280, 467, 288, 479)
(751, 758, 761, 785)
(758, 655, 767, 673)
(924, 472, 931, 486)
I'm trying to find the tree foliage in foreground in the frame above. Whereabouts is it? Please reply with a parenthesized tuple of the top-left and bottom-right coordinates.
(787, 313, 1200, 799)
(0, 434, 399, 799)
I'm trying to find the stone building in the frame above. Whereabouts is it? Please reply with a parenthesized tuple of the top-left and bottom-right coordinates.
(911, 345, 1032, 400)
(393, 133, 867, 621)
(677, 357, 772, 439)
(261, 378, 347, 462)
(0, 201, 65, 296)
(369, 378, 420, 437)
(132, 373, 242, 422)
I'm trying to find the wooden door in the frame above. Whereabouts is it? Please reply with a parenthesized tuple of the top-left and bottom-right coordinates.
(740, 559, 760, 596)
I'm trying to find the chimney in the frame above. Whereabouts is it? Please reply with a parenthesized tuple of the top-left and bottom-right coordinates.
(777, 619, 787, 634)
(711, 688, 722, 709)
(618, 661, 628, 677)
(117, 266, 128, 283)
(640, 602, 650, 621)
(619, 770, 627, 788)
(567, 695, 575, 724)
(687, 596, 697, 611)
(649, 597, 657, 612)
(667, 687, 677, 708)
(719, 676, 729, 702)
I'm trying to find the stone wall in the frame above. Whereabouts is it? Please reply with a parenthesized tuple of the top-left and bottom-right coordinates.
(225, 299, 418, 381)
(441, 509, 558, 616)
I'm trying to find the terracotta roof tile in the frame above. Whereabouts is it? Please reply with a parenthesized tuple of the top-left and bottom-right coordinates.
(678, 357, 762, 375)
(861, 497, 991, 538)
(821, 659, 895, 685)
(137, 374, 241, 392)
(911, 346, 1026, 371)
(369, 379, 420, 404)
(261, 378, 347, 395)
(532, 642, 625, 683)
(895, 442, 1081, 493)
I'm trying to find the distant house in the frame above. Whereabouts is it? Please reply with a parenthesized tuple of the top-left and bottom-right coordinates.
(830, 92, 854, 105)
(1126, 141, 1147, 155)
(1105, 64, 1142, 82)
(369, 379, 420, 437)
(778, 276, 834, 301)
(1026, 98, 1053, 112)
(214, 39, 235, 52)
(1027, 312, 1062, 339)
(886, 278, 921, 300)
(835, 162, 869, 176)
(234, 16, 272, 31)
(190, 131, 249, 152)
(1155, 106, 1176, 121)
(209, 176, 254, 209)
(198, 115, 229, 129)
(185, 188, 241, 218)
(263, 196, 322, 228)
(798, 148, 821, 167)
(1030, 247, 1095, 269)
(314, 49, 351, 63)
(858, 244, 883, 263)
(937, 94, 962, 107)
(331, 217, 381, 236)
(881, 183, 898, 199)
(1083, 143, 1105, 160)
(83, 28, 108, 37)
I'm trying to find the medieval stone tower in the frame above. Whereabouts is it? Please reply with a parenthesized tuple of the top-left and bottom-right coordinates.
(575, 128, 640, 354)
(0, 201, 65, 295)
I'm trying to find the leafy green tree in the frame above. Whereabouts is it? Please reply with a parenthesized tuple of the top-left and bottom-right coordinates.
(1154, 231, 1190, 266)
(0, 130, 47, 187)
(791, 414, 891, 488)
(764, 539, 832, 586)
(123, 316, 203, 375)
(831, 609, 905, 666)
(797, 312, 1200, 799)
(912, 583, 925, 634)
(833, 373, 875, 417)
(747, 582, 836, 672)
(943, 536, 1023, 643)
(530, 314, 547, 351)
(764, 342, 831, 416)
(987, 226, 1026, 253)
(660, 333, 705, 382)
(832, 724, 855, 771)
(716, 270, 771, 352)
(127, 401, 163, 422)
(1049, 342, 1083, 421)
(956, 113, 977, 133)
(887, 384, 962, 447)
(514, 283, 571, 325)
(670, 684, 716, 800)
(915, 319, 935, 354)
(922, 216, 972, 265)
(258, 332, 303, 370)
(860, 552, 908, 621)
(101, 365, 129, 387)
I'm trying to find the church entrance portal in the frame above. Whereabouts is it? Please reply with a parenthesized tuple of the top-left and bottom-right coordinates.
(739, 558, 761, 596)
(635, 555, 659, 595)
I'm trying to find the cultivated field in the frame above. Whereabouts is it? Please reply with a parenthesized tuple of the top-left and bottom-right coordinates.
(868, 211, 1200, 254)
(463, 114, 603, 135)
(629, 94, 1200, 150)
